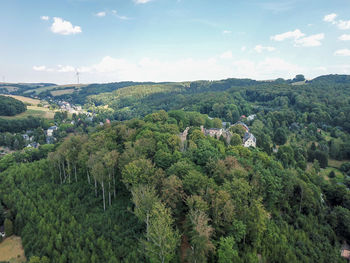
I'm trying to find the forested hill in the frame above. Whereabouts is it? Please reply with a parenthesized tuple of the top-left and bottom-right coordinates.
(0, 95, 27, 116)
(77, 74, 350, 134)
(0, 74, 350, 262)
(309, 74, 350, 84)
(0, 110, 350, 262)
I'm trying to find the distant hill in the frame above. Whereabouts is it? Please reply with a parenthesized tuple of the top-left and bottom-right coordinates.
(0, 83, 57, 95)
(309, 74, 350, 84)
(3, 74, 350, 105)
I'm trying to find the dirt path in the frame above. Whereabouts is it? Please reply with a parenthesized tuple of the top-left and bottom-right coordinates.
(180, 234, 190, 263)
(0, 235, 26, 263)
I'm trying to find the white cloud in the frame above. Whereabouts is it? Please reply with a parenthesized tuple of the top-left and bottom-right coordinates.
(254, 45, 276, 53)
(324, 13, 350, 30)
(241, 46, 246, 52)
(33, 65, 47, 71)
(272, 29, 324, 47)
(222, 30, 231, 35)
(337, 20, 350, 30)
(271, 29, 305, 41)
(51, 17, 82, 35)
(95, 11, 106, 17)
(98, 10, 130, 20)
(220, 50, 232, 59)
(33, 65, 75, 73)
(112, 10, 130, 20)
(335, 49, 350, 56)
(33, 65, 54, 72)
(57, 65, 75, 73)
(294, 33, 324, 47)
(339, 34, 350, 41)
(323, 13, 337, 23)
(134, 0, 152, 4)
(40, 16, 49, 21)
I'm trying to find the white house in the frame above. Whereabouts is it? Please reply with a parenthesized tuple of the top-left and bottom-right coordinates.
(46, 126, 58, 137)
(243, 132, 256, 148)
(247, 114, 256, 121)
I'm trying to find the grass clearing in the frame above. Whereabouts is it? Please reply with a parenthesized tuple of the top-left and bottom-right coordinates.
(24, 84, 87, 95)
(320, 167, 344, 182)
(0, 94, 41, 106)
(51, 88, 75, 96)
(0, 106, 55, 119)
(0, 235, 26, 263)
(291, 81, 306, 86)
(328, 159, 348, 169)
(23, 85, 58, 94)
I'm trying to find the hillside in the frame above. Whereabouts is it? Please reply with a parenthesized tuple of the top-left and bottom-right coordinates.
(0, 74, 349, 262)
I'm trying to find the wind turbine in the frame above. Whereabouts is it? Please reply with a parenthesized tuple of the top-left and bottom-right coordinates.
(75, 69, 80, 85)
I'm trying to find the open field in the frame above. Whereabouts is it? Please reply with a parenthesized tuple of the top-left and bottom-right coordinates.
(23, 85, 58, 94)
(0, 94, 41, 106)
(0, 236, 27, 263)
(51, 88, 75, 96)
(320, 167, 345, 182)
(0, 146, 15, 155)
(0, 105, 55, 119)
(328, 159, 348, 169)
(291, 81, 307, 86)
(24, 84, 87, 95)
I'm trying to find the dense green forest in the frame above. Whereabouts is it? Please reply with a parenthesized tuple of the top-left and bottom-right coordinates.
(0, 117, 43, 133)
(0, 75, 350, 262)
(0, 95, 26, 116)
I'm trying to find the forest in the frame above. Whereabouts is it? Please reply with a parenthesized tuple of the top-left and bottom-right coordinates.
(0, 96, 27, 116)
(0, 75, 350, 263)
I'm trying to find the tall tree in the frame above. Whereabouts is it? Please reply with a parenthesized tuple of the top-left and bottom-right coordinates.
(143, 202, 180, 263)
(186, 209, 215, 263)
(103, 150, 119, 205)
(132, 185, 159, 240)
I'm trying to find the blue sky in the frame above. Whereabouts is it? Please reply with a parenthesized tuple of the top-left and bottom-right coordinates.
(1, 0, 350, 84)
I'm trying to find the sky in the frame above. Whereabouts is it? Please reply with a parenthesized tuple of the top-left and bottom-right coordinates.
(1, 0, 350, 84)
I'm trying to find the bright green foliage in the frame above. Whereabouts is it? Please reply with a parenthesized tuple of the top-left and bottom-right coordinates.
(122, 159, 162, 189)
(230, 133, 242, 146)
(132, 185, 159, 232)
(143, 202, 180, 263)
(217, 236, 239, 263)
(29, 256, 50, 263)
(229, 125, 246, 138)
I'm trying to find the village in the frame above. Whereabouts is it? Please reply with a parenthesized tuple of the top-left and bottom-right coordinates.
(0, 100, 93, 156)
